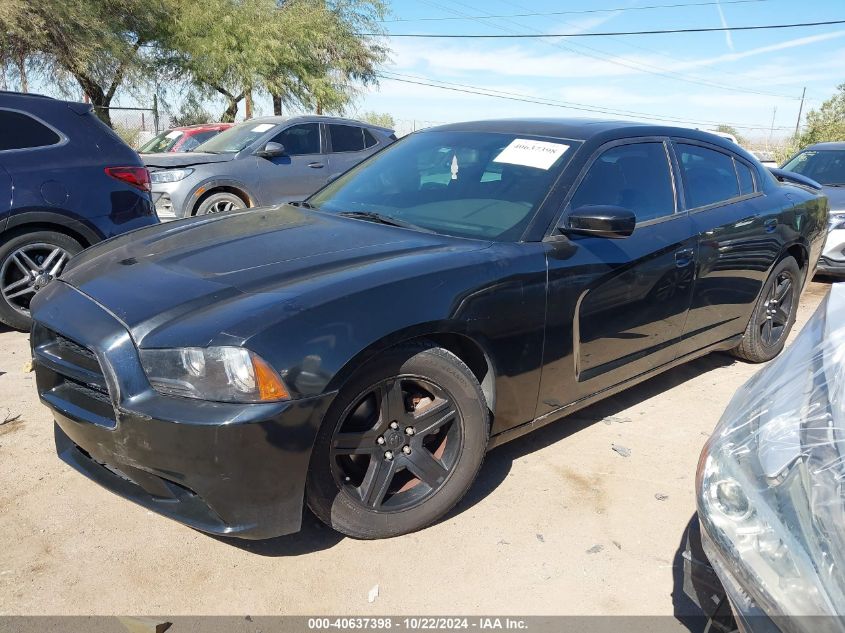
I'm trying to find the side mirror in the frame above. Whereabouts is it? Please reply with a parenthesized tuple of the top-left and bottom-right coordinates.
(560, 205, 636, 239)
(256, 141, 285, 158)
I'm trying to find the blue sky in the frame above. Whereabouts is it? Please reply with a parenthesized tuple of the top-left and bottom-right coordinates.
(347, 0, 845, 139)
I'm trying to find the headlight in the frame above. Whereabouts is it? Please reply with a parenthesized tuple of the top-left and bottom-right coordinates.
(149, 168, 194, 184)
(139, 346, 289, 403)
(696, 289, 845, 626)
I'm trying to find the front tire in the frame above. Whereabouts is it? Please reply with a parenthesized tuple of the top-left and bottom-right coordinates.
(730, 255, 801, 363)
(306, 343, 489, 539)
(0, 231, 82, 331)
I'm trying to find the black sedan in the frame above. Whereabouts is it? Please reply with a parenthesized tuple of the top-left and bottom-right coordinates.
(31, 119, 828, 540)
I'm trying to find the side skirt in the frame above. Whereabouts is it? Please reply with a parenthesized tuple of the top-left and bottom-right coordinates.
(487, 334, 742, 450)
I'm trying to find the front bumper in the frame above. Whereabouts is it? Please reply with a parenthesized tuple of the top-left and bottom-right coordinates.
(31, 281, 334, 539)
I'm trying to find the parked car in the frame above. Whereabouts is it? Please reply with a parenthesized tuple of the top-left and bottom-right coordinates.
(0, 91, 158, 331)
(31, 119, 827, 540)
(685, 283, 845, 633)
(750, 150, 779, 168)
(137, 123, 232, 154)
(142, 115, 395, 220)
(782, 142, 845, 277)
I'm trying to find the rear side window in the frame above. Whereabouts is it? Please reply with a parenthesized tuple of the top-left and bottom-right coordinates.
(329, 124, 366, 152)
(569, 142, 676, 223)
(735, 160, 756, 195)
(363, 129, 378, 148)
(0, 110, 61, 151)
(677, 143, 740, 208)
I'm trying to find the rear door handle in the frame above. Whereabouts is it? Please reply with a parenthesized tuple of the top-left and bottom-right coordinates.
(675, 248, 694, 268)
(764, 218, 778, 232)
(307, 162, 324, 169)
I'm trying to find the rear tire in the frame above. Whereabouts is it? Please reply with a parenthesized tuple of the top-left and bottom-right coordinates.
(306, 343, 489, 539)
(730, 255, 801, 363)
(194, 191, 245, 216)
(0, 230, 82, 331)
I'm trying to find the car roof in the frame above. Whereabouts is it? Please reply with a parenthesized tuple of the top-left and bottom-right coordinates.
(171, 123, 232, 132)
(243, 114, 394, 134)
(425, 117, 740, 145)
(804, 141, 845, 150)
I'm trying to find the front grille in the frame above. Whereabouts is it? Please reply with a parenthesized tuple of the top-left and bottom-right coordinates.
(33, 325, 116, 427)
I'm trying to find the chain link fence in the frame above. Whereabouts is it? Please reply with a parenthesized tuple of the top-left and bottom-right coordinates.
(94, 105, 171, 150)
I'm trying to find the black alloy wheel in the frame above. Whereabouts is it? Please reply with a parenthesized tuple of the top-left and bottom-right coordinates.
(307, 343, 489, 539)
(758, 270, 794, 347)
(330, 376, 463, 513)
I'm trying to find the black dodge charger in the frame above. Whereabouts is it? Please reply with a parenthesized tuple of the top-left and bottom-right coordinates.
(31, 119, 828, 540)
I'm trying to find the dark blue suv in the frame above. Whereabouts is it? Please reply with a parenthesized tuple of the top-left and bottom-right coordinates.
(0, 91, 159, 330)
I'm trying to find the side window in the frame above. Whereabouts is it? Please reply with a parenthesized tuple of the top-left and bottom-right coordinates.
(569, 142, 676, 223)
(363, 129, 378, 148)
(735, 159, 756, 195)
(677, 143, 740, 208)
(0, 110, 61, 151)
(329, 124, 366, 153)
(270, 123, 320, 156)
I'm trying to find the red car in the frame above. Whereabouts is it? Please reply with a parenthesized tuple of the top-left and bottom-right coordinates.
(137, 123, 232, 154)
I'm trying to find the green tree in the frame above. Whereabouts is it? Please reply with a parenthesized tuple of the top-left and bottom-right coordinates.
(0, 0, 168, 127)
(796, 83, 845, 148)
(360, 111, 395, 128)
(716, 124, 746, 146)
(158, 0, 387, 121)
(170, 94, 215, 127)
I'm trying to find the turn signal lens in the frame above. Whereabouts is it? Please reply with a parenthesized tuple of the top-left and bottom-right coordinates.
(253, 354, 290, 401)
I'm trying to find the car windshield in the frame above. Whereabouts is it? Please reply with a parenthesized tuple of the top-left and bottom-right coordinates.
(308, 130, 577, 241)
(138, 130, 182, 153)
(194, 120, 279, 153)
(782, 149, 845, 185)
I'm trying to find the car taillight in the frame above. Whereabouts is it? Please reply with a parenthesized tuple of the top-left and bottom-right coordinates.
(105, 166, 151, 192)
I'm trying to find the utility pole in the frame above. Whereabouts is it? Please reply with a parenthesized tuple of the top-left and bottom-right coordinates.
(794, 86, 806, 138)
(767, 106, 777, 150)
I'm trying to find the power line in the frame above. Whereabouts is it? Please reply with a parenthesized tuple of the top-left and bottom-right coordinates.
(378, 70, 796, 130)
(381, 0, 772, 22)
(415, 0, 805, 101)
(368, 19, 845, 38)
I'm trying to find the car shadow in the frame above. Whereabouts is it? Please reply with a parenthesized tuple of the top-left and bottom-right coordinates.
(210, 352, 736, 557)
(207, 507, 344, 556)
(447, 352, 737, 519)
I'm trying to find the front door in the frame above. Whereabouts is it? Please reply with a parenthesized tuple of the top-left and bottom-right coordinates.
(256, 122, 329, 204)
(537, 139, 697, 417)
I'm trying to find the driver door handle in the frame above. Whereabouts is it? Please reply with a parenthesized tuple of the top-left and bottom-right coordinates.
(307, 162, 324, 169)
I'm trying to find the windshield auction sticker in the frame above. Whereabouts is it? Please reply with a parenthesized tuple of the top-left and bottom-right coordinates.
(251, 123, 275, 132)
(493, 139, 569, 170)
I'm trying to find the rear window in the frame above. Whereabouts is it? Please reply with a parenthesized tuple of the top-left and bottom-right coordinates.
(329, 124, 366, 152)
(0, 110, 61, 151)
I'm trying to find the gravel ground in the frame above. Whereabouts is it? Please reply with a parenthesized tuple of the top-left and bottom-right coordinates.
(0, 280, 832, 618)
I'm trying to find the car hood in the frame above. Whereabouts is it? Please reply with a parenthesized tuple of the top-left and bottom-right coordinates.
(60, 206, 491, 346)
(822, 185, 845, 212)
(141, 152, 235, 168)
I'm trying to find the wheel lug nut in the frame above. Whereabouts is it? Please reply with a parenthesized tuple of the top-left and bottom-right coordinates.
(405, 427, 415, 436)
(402, 446, 411, 455)
(384, 451, 394, 460)
(376, 436, 385, 445)
(390, 421, 399, 430)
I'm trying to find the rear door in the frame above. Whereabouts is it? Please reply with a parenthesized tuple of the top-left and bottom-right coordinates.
(326, 124, 377, 181)
(255, 122, 328, 203)
(537, 138, 697, 415)
(672, 140, 779, 356)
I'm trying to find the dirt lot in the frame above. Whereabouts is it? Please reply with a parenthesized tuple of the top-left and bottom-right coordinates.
(0, 280, 832, 618)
